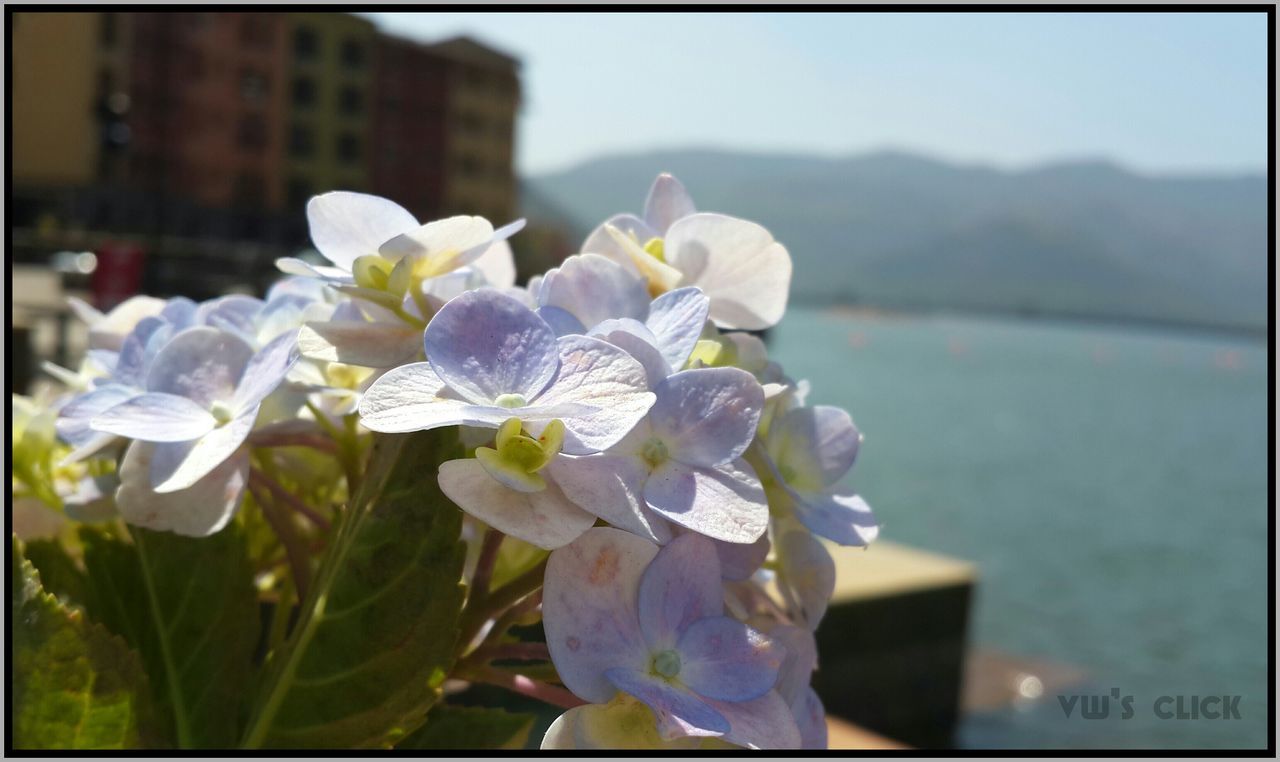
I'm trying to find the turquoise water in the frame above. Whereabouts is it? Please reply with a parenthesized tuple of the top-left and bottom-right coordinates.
(769, 306, 1269, 750)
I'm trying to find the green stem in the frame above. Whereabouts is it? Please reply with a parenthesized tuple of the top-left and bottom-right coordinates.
(456, 558, 547, 657)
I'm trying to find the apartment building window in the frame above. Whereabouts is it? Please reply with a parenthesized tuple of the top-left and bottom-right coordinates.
(290, 125, 315, 158)
(337, 133, 361, 164)
(294, 26, 318, 60)
(340, 38, 366, 69)
(339, 87, 363, 116)
(241, 70, 269, 104)
(292, 77, 316, 108)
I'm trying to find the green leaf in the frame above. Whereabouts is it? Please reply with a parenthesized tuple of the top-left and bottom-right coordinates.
(396, 705, 535, 750)
(242, 429, 468, 749)
(12, 536, 154, 749)
(79, 524, 259, 749)
(23, 537, 88, 606)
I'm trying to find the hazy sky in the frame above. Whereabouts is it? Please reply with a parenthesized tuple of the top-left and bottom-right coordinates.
(363, 12, 1268, 177)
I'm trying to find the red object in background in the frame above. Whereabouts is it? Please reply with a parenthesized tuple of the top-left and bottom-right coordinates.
(92, 241, 146, 310)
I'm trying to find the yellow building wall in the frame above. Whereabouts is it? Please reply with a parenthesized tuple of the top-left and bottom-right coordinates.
(444, 64, 519, 224)
(283, 12, 376, 201)
(12, 12, 101, 188)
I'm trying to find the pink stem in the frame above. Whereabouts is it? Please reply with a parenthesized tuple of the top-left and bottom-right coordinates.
(250, 470, 331, 530)
(464, 666, 585, 710)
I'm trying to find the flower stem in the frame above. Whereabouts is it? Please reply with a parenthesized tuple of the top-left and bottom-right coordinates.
(456, 665, 584, 710)
(470, 528, 504, 603)
(249, 479, 312, 601)
(250, 469, 331, 530)
(456, 557, 548, 658)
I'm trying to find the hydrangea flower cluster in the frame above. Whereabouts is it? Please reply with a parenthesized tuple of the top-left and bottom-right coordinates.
(18, 173, 878, 751)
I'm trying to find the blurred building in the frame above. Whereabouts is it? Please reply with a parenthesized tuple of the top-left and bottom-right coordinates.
(11, 11, 522, 294)
(283, 13, 377, 209)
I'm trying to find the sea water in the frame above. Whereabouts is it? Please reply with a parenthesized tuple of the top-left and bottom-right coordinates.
(768, 306, 1269, 749)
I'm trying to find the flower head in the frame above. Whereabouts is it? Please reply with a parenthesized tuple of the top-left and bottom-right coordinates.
(358, 289, 655, 455)
(758, 404, 879, 546)
(548, 367, 768, 544)
(581, 174, 792, 330)
(543, 529, 800, 748)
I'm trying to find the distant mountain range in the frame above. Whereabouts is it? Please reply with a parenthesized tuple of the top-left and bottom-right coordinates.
(523, 149, 1268, 332)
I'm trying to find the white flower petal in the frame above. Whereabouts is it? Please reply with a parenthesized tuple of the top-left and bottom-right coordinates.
(438, 458, 595, 550)
(643, 173, 697, 233)
(150, 411, 256, 493)
(297, 320, 423, 369)
(581, 213, 657, 273)
(377, 215, 495, 272)
(117, 441, 248, 536)
(90, 392, 216, 442)
(357, 362, 513, 433)
(470, 238, 517, 289)
(664, 213, 792, 330)
(306, 191, 418, 269)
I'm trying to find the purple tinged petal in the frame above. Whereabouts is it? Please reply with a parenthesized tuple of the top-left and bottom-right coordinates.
(604, 668, 729, 739)
(776, 529, 837, 629)
(645, 287, 710, 371)
(793, 687, 828, 749)
(84, 295, 167, 351)
(113, 316, 169, 388)
(649, 368, 763, 467)
(643, 173, 697, 233)
(437, 458, 596, 550)
(149, 411, 255, 493)
(769, 405, 861, 491)
(589, 319, 670, 388)
(145, 327, 254, 407)
(710, 532, 771, 581)
(306, 191, 418, 270)
(197, 294, 263, 339)
(539, 253, 650, 328)
(676, 616, 784, 702)
(789, 489, 879, 547)
(116, 441, 249, 536)
(524, 334, 654, 455)
(90, 393, 216, 442)
(536, 305, 586, 337)
(544, 527, 657, 703)
(423, 289, 559, 405)
(636, 533, 724, 651)
(545, 454, 672, 544)
(56, 384, 137, 447)
(702, 690, 802, 750)
(232, 329, 299, 413)
(358, 362, 518, 433)
(769, 625, 819, 706)
(643, 458, 768, 544)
